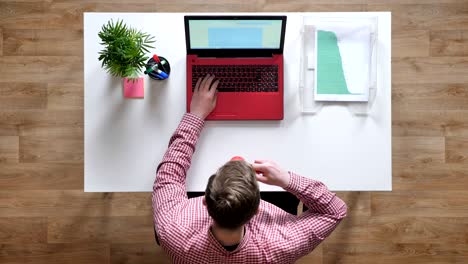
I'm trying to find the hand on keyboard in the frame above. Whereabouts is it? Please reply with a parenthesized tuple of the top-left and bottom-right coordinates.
(192, 65, 278, 93)
(190, 74, 219, 120)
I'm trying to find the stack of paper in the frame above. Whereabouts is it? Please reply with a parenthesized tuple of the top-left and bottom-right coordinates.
(314, 21, 372, 102)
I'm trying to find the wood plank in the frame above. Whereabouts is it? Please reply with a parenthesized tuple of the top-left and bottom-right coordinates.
(392, 110, 468, 137)
(54, 2, 163, 13)
(61, 0, 156, 3)
(0, 163, 83, 190)
(0, 1, 230, 30)
(0, 136, 19, 163)
(0, 56, 83, 83)
(0, 27, 3, 56)
(0, 110, 83, 137)
(370, 0, 465, 3)
(48, 216, 154, 243)
(0, 1, 362, 24)
(393, 136, 445, 164)
(393, 30, 429, 58)
(0, 191, 152, 217)
(322, 216, 468, 246)
(0, 112, 20, 136)
(296, 243, 322, 264)
(335, 192, 371, 217)
(431, 30, 468, 57)
(0, 0, 261, 15)
(393, 163, 468, 191)
(367, 217, 468, 244)
(2, 29, 82, 56)
(261, 2, 366, 12)
(110, 243, 171, 264)
(446, 136, 468, 163)
(392, 110, 447, 137)
(323, 243, 468, 264)
(264, 0, 364, 5)
(0, 243, 109, 264)
(47, 83, 83, 110)
(325, 216, 370, 244)
(393, 83, 468, 111)
(393, 57, 468, 84)
(367, 4, 468, 31)
(371, 191, 468, 217)
(0, 217, 47, 243)
(0, 83, 47, 110)
(0, 0, 53, 2)
(18, 110, 83, 137)
(19, 110, 83, 137)
(0, 2, 81, 30)
(153, 0, 260, 12)
(0, 2, 51, 30)
(19, 136, 83, 163)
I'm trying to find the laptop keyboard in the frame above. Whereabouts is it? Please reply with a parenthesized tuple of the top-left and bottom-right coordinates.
(192, 65, 279, 92)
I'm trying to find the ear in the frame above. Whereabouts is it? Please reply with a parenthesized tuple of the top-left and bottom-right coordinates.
(202, 197, 207, 207)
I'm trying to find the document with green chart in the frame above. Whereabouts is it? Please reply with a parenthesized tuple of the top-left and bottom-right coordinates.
(314, 22, 372, 101)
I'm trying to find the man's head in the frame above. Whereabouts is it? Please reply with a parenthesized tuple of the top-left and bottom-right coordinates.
(204, 160, 260, 230)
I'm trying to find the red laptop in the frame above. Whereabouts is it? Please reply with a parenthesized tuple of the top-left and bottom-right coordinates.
(185, 15, 287, 120)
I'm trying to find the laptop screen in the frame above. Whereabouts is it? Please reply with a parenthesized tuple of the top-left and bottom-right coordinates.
(188, 19, 284, 49)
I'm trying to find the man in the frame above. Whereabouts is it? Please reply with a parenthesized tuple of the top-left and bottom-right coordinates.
(152, 74, 347, 263)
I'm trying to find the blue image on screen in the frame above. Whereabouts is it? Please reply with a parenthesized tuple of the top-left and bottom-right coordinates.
(208, 28, 263, 48)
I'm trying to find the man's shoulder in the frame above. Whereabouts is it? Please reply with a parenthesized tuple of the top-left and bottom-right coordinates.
(257, 200, 294, 219)
(159, 196, 211, 230)
(181, 197, 212, 227)
(248, 200, 294, 237)
(157, 197, 212, 249)
(159, 222, 213, 259)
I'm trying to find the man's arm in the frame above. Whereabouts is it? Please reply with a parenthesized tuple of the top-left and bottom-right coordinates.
(152, 75, 219, 230)
(252, 160, 347, 262)
(283, 172, 347, 258)
(152, 113, 205, 220)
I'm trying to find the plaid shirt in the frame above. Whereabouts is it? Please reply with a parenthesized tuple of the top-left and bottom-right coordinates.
(152, 113, 347, 264)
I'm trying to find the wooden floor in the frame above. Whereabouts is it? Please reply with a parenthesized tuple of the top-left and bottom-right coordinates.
(1, 0, 468, 263)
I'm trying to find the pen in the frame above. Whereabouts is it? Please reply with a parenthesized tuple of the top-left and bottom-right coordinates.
(153, 54, 169, 73)
(144, 64, 158, 74)
(155, 69, 168, 79)
(152, 54, 160, 63)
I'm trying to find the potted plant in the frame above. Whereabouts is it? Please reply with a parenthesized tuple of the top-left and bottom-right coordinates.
(98, 19, 155, 98)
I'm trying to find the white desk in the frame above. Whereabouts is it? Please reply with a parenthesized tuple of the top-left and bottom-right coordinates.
(84, 12, 391, 192)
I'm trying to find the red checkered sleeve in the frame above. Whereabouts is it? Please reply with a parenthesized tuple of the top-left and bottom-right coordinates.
(276, 173, 348, 262)
(152, 113, 204, 226)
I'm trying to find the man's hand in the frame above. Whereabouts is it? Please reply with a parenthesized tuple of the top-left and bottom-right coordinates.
(190, 74, 219, 119)
(251, 160, 290, 188)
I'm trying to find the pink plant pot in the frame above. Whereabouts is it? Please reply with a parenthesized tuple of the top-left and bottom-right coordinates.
(123, 77, 144, 98)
